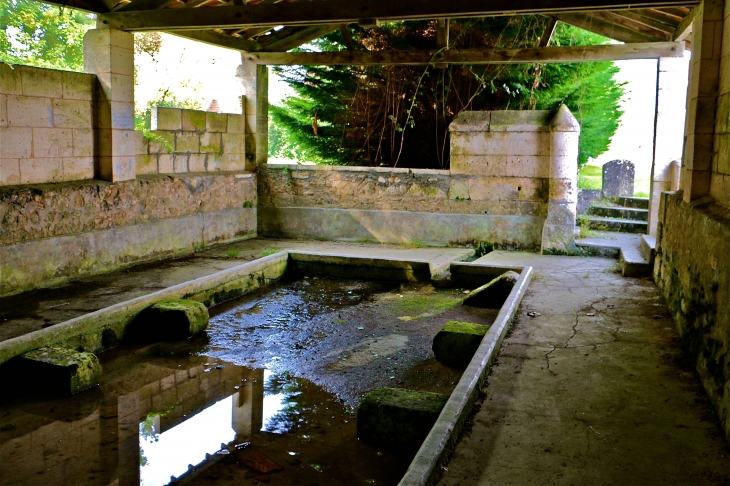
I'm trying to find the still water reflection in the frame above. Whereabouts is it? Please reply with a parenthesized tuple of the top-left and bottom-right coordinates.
(0, 342, 410, 486)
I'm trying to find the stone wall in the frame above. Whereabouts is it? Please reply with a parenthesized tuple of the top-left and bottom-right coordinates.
(654, 191, 730, 440)
(258, 109, 578, 251)
(138, 106, 249, 175)
(0, 173, 256, 296)
(258, 165, 546, 250)
(0, 64, 97, 185)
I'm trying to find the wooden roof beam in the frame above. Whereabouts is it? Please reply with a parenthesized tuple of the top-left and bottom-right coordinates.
(243, 41, 685, 65)
(170, 29, 262, 50)
(610, 10, 677, 32)
(258, 25, 337, 51)
(98, 0, 699, 31)
(539, 17, 559, 47)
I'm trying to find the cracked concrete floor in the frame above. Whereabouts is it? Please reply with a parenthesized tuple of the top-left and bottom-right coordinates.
(440, 251, 730, 486)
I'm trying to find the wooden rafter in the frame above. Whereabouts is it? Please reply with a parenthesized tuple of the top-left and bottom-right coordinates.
(97, 0, 699, 31)
(170, 29, 262, 50)
(585, 10, 672, 39)
(611, 10, 677, 32)
(539, 17, 558, 47)
(242, 41, 685, 65)
(555, 13, 658, 42)
(257, 25, 337, 51)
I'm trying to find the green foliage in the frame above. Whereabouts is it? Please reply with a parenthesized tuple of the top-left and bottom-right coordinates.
(0, 0, 94, 71)
(578, 164, 603, 189)
(270, 19, 624, 169)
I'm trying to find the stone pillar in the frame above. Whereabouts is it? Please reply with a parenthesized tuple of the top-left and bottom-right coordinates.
(682, 0, 724, 202)
(237, 60, 268, 170)
(649, 56, 689, 235)
(83, 28, 136, 181)
(542, 104, 580, 253)
(232, 368, 264, 437)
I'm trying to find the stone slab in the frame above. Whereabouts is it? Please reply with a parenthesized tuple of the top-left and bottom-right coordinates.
(433, 321, 491, 368)
(357, 387, 449, 449)
(127, 298, 209, 342)
(19, 346, 101, 395)
(462, 271, 520, 308)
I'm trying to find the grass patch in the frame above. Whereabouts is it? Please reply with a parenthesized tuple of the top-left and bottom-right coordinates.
(578, 165, 602, 190)
(388, 292, 461, 320)
(261, 247, 280, 257)
(225, 248, 240, 259)
(634, 191, 649, 198)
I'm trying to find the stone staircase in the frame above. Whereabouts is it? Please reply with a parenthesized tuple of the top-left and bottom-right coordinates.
(586, 196, 649, 234)
(576, 196, 656, 277)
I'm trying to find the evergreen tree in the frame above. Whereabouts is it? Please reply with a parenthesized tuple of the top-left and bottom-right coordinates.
(271, 18, 625, 168)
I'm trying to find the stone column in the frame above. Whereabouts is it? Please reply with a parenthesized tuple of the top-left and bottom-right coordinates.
(648, 56, 689, 235)
(682, 0, 724, 202)
(541, 104, 580, 254)
(237, 60, 268, 170)
(83, 28, 137, 181)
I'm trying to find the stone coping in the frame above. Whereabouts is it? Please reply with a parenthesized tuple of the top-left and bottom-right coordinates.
(399, 262, 533, 486)
(260, 163, 448, 176)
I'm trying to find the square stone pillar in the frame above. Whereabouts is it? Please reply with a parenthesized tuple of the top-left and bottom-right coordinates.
(237, 60, 268, 170)
(648, 56, 689, 235)
(541, 104, 580, 254)
(83, 28, 136, 181)
(682, 0, 724, 202)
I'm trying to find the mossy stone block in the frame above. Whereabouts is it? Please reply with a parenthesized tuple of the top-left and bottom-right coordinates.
(433, 321, 491, 368)
(462, 271, 520, 308)
(128, 298, 209, 343)
(357, 387, 448, 450)
(20, 346, 102, 395)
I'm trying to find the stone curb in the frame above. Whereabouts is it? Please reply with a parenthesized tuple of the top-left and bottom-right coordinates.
(399, 263, 533, 486)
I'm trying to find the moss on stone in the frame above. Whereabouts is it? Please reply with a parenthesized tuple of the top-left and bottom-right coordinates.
(389, 293, 461, 319)
(357, 387, 449, 450)
(433, 321, 491, 368)
(21, 346, 102, 395)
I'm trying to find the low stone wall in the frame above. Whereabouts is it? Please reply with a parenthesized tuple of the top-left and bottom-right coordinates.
(0, 172, 257, 296)
(1, 64, 97, 185)
(257, 165, 545, 250)
(654, 191, 730, 440)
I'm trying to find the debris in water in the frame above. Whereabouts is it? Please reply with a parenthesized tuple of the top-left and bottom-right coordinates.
(234, 385, 240, 390)
(586, 313, 595, 316)
(358, 326, 364, 330)
(0, 423, 15, 432)
(215, 365, 225, 369)
(235, 442, 251, 450)
(463, 290, 470, 294)
(527, 311, 541, 317)
(203, 368, 212, 373)
(236, 446, 283, 473)
(216, 449, 230, 455)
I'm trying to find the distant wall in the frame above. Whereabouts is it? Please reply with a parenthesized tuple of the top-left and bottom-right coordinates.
(139, 106, 249, 175)
(0, 64, 97, 185)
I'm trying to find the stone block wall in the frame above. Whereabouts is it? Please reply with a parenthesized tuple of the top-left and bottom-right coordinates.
(0, 64, 97, 185)
(138, 106, 248, 175)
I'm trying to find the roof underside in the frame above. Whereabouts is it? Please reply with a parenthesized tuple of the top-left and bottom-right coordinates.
(37, 0, 696, 53)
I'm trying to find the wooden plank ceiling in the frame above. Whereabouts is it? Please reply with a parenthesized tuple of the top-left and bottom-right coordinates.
(39, 0, 696, 54)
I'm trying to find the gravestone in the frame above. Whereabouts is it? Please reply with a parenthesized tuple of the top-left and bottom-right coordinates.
(602, 160, 635, 197)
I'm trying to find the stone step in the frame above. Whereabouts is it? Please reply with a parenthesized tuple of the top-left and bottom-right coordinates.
(588, 217, 648, 234)
(640, 234, 656, 264)
(620, 245, 652, 278)
(589, 205, 648, 221)
(615, 196, 650, 209)
(574, 240, 621, 259)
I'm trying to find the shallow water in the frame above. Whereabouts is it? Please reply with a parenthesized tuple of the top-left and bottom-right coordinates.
(0, 277, 497, 485)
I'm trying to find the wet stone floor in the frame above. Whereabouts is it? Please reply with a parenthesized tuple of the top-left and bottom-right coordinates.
(0, 276, 496, 486)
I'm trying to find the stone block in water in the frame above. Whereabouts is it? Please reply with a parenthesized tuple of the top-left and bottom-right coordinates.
(357, 387, 449, 449)
(433, 321, 491, 368)
(128, 298, 209, 342)
(462, 271, 520, 308)
(20, 346, 102, 395)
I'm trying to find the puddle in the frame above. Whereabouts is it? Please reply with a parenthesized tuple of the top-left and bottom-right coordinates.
(0, 277, 498, 485)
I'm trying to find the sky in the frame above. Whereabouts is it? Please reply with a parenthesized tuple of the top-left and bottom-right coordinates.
(135, 33, 689, 177)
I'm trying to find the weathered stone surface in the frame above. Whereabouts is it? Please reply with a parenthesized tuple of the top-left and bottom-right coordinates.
(20, 346, 102, 395)
(357, 387, 449, 449)
(602, 160, 635, 198)
(655, 192, 730, 441)
(462, 271, 520, 308)
(433, 320, 491, 368)
(128, 298, 209, 342)
(0, 173, 256, 246)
